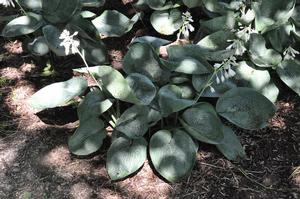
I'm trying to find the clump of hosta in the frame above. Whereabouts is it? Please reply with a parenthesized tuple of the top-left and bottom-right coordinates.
(0, 0, 141, 64)
(28, 33, 276, 182)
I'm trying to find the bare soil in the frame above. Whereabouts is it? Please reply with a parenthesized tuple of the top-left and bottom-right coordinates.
(1, 2, 300, 199)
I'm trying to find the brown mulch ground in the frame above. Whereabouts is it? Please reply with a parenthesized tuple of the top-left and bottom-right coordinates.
(1, 2, 300, 199)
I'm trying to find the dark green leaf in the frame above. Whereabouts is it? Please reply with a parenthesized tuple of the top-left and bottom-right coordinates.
(116, 105, 149, 139)
(68, 117, 106, 156)
(216, 87, 276, 130)
(180, 102, 224, 144)
(149, 129, 197, 183)
(29, 77, 88, 111)
(107, 137, 147, 180)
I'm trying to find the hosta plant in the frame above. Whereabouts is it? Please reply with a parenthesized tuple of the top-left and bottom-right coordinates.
(28, 35, 276, 182)
(0, 0, 141, 63)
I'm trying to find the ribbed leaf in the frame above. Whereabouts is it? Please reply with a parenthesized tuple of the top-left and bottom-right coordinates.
(2, 13, 43, 37)
(180, 102, 224, 144)
(107, 137, 147, 180)
(216, 87, 276, 130)
(216, 126, 246, 160)
(149, 129, 197, 183)
(115, 105, 149, 139)
(29, 77, 88, 111)
(68, 117, 106, 156)
(277, 60, 300, 96)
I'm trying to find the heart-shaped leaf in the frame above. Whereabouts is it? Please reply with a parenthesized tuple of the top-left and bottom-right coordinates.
(126, 73, 156, 105)
(235, 61, 279, 102)
(74, 66, 140, 104)
(27, 36, 49, 56)
(68, 117, 106, 156)
(123, 43, 170, 83)
(200, 12, 236, 33)
(92, 10, 140, 37)
(42, 0, 80, 24)
(158, 84, 194, 117)
(2, 13, 44, 37)
(150, 9, 183, 35)
(277, 59, 300, 96)
(180, 102, 224, 144)
(18, 0, 42, 10)
(183, 0, 202, 8)
(149, 129, 197, 183)
(131, 36, 171, 49)
(147, 107, 162, 127)
(197, 30, 235, 51)
(77, 89, 114, 122)
(43, 25, 67, 56)
(80, 38, 108, 65)
(216, 87, 276, 130)
(160, 57, 210, 75)
(216, 126, 246, 160)
(192, 73, 237, 98)
(29, 77, 88, 112)
(248, 33, 282, 68)
(115, 105, 149, 139)
(107, 136, 147, 180)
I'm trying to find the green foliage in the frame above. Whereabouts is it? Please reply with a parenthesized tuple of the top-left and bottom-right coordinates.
(6, 0, 299, 183)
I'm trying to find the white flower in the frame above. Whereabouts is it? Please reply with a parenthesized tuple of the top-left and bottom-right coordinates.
(59, 29, 80, 55)
(226, 39, 247, 56)
(177, 11, 195, 40)
(283, 46, 299, 60)
(0, 0, 15, 7)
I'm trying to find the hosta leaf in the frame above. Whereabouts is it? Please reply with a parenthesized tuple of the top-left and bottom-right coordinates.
(123, 43, 170, 83)
(80, 0, 105, 7)
(183, 0, 202, 8)
(266, 23, 295, 52)
(107, 137, 147, 180)
(131, 36, 171, 48)
(146, 0, 177, 10)
(277, 60, 300, 96)
(248, 33, 282, 68)
(43, 25, 67, 56)
(170, 75, 190, 84)
(29, 77, 88, 111)
(115, 105, 149, 139)
(235, 61, 279, 102)
(27, 36, 49, 56)
(160, 57, 210, 75)
(202, 0, 225, 14)
(158, 84, 194, 117)
(192, 73, 236, 98)
(126, 73, 156, 105)
(75, 66, 139, 104)
(67, 15, 99, 41)
(150, 9, 183, 35)
(77, 89, 114, 122)
(197, 30, 235, 51)
(216, 126, 246, 160)
(147, 107, 162, 127)
(17, 0, 42, 10)
(167, 44, 235, 62)
(68, 117, 106, 156)
(200, 12, 236, 33)
(216, 87, 276, 130)
(177, 84, 195, 99)
(42, 0, 80, 24)
(252, 0, 296, 33)
(92, 10, 140, 37)
(149, 129, 197, 183)
(2, 13, 43, 37)
(80, 11, 97, 18)
(80, 38, 108, 65)
(292, 6, 300, 27)
(180, 102, 224, 144)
